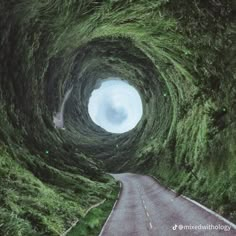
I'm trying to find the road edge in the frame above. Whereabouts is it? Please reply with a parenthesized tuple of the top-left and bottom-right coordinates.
(98, 181, 122, 236)
(62, 199, 106, 236)
(149, 175, 236, 230)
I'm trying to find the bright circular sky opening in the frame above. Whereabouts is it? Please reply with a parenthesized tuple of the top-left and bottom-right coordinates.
(88, 78, 143, 133)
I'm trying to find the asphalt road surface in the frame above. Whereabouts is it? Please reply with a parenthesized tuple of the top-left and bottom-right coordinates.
(99, 173, 236, 236)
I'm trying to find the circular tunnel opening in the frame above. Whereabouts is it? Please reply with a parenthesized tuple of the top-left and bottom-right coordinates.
(88, 78, 143, 134)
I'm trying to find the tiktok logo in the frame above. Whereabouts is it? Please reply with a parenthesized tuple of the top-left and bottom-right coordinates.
(172, 224, 178, 230)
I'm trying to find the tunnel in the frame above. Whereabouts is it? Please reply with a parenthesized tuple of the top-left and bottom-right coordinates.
(0, 0, 235, 235)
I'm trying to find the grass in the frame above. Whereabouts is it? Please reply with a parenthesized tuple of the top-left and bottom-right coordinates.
(0, 0, 235, 234)
(0, 145, 117, 235)
(68, 181, 119, 236)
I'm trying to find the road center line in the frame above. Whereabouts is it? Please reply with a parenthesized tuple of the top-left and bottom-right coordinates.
(139, 186, 153, 232)
(149, 222, 153, 229)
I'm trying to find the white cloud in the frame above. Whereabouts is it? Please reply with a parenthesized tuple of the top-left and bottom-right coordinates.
(88, 78, 143, 133)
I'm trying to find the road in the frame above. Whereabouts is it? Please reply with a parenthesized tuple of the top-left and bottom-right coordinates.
(99, 173, 236, 236)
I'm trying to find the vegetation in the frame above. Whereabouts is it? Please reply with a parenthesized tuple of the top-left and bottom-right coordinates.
(0, 145, 117, 236)
(0, 0, 235, 235)
(68, 182, 119, 236)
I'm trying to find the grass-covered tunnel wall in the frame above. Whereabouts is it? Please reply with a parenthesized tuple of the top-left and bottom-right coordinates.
(0, 0, 235, 235)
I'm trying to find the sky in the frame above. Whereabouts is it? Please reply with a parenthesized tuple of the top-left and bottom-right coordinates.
(88, 78, 143, 133)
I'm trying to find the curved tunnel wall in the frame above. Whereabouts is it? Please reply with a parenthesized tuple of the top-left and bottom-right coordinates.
(0, 0, 235, 233)
(20, 8, 182, 166)
(62, 37, 174, 161)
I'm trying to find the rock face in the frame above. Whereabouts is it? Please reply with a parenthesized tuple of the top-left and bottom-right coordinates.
(0, 0, 235, 235)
